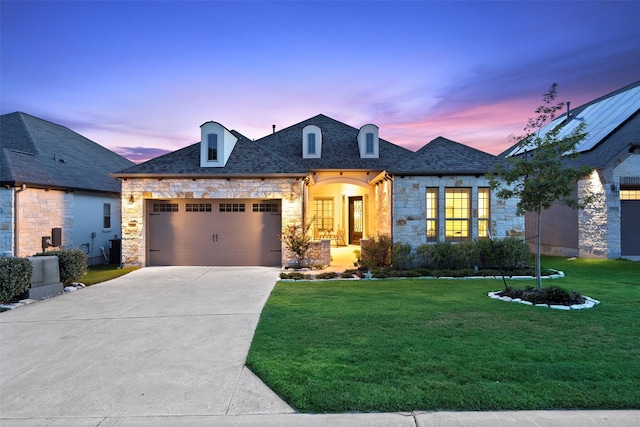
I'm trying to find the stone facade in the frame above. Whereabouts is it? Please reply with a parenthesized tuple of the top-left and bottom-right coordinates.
(392, 175, 523, 247)
(578, 170, 609, 258)
(121, 177, 305, 266)
(578, 152, 640, 259)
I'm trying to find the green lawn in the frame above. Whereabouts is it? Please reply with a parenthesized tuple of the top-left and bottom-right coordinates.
(81, 264, 139, 285)
(246, 256, 640, 413)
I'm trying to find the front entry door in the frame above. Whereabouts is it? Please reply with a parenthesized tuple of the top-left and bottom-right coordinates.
(349, 196, 363, 244)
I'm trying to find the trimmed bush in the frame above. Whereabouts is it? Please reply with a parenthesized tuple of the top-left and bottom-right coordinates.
(34, 249, 87, 285)
(0, 257, 33, 304)
(391, 242, 413, 269)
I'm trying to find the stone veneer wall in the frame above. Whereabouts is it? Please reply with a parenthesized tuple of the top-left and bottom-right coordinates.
(392, 176, 523, 247)
(13, 189, 73, 257)
(374, 179, 392, 236)
(120, 178, 304, 266)
(578, 153, 640, 259)
(578, 170, 609, 258)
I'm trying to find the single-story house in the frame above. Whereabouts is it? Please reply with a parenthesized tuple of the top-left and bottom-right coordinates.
(114, 114, 523, 267)
(503, 80, 640, 259)
(0, 112, 135, 264)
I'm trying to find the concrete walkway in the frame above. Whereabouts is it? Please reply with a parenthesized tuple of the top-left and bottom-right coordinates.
(1, 267, 637, 426)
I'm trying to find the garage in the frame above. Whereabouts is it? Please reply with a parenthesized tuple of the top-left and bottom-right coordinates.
(147, 199, 282, 266)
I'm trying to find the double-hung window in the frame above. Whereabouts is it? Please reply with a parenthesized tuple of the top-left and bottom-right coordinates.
(445, 188, 470, 241)
(103, 203, 111, 229)
(314, 198, 334, 233)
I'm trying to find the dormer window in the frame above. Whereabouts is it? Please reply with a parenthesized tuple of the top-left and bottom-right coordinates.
(366, 132, 374, 154)
(302, 124, 322, 158)
(200, 121, 237, 167)
(358, 124, 379, 158)
(308, 133, 316, 154)
(207, 133, 218, 161)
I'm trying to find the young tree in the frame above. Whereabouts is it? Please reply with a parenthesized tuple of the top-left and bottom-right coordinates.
(489, 83, 594, 290)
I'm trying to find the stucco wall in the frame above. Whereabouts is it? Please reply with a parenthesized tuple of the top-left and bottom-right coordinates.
(120, 177, 304, 266)
(392, 175, 523, 247)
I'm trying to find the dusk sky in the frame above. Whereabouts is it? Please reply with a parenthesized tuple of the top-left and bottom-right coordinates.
(2, 1, 639, 163)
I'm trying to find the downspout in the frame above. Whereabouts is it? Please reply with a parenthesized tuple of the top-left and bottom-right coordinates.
(14, 184, 27, 256)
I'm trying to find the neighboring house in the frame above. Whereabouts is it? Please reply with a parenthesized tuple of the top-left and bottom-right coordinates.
(114, 114, 523, 267)
(0, 112, 135, 264)
(503, 81, 640, 260)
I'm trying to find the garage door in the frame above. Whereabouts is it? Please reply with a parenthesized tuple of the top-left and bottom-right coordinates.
(147, 199, 282, 266)
(621, 199, 640, 256)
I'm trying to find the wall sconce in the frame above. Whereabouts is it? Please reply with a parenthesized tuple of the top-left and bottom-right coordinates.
(610, 183, 618, 192)
(128, 194, 135, 204)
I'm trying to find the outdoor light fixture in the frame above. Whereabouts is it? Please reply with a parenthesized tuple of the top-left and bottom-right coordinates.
(128, 194, 135, 204)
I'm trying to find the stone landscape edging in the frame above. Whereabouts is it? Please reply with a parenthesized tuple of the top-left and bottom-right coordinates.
(487, 291, 600, 310)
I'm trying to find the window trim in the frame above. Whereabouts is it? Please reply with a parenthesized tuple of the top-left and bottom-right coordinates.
(207, 133, 218, 161)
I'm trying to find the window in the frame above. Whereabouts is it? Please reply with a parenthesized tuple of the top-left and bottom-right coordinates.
(152, 203, 179, 212)
(620, 189, 640, 200)
(445, 188, 470, 241)
(207, 133, 218, 161)
(366, 132, 374, 154)
(219, 203, 245, 212)
(103, 203, 111, 229)
(253, 203, 279, 212)
(308, 133, 316, 154)
(426, 188, 438, 242)
(314, 198, 334, 232)
(186, 203, 212, 212)
(478, 188, 490, 239)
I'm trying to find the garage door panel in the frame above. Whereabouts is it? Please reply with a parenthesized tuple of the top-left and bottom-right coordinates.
(621, 200, 640, 255)
(147, 199, 282, 266)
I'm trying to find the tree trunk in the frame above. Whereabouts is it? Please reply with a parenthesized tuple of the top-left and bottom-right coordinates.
(536, 208, 542, 290)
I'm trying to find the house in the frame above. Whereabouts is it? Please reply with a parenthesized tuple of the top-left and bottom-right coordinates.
(0, 112, 135, 263)
(504, 81, 640, 259)
(113, 114, 523, 267)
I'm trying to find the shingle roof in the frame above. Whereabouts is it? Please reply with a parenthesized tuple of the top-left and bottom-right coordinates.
(1, 112, 135, 192)
(116, 131, 298, 176)
(115, 114, 414, 177)
(388, 136, 502, 175)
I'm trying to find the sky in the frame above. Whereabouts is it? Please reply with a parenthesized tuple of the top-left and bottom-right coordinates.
(2, 1, 640, 163)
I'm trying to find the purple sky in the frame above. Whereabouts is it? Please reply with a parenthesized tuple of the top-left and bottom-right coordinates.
(2, 1, 639, 163)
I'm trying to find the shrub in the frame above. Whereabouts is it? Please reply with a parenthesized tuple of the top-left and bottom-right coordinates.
(391, 242, 414, 269)
(414, 244, 435, 268)
(34, 249, 87, 285)
(478, 237, 530, 270)
(279, 272, 310, 280)
(499, 285, 585, 305)
(0, 257, 33, 304)
(316, 272, 338, 280)
(359, 233, 392, 269)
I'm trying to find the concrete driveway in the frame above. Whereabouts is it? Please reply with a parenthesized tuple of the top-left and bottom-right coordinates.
(0, 267, 294, 423)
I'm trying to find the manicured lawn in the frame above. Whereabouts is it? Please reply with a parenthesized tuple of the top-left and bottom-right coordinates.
(246, 256, 640, 413)
(81, 264, 139, 285)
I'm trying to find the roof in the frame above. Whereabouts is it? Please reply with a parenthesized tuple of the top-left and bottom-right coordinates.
(1, 112, 135, 192)
(503, 80, 640, 169)
(388, 136, 503, 175)
(115, 114, 414, 177)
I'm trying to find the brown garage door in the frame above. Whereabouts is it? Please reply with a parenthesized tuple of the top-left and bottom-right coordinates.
(147, 199, 282, 266)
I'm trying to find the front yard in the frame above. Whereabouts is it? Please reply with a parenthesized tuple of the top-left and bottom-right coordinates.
(246, 256, 640, 413)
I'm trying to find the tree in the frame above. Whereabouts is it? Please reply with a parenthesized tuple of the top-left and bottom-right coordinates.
(278, 217, 315, 268)
(489, 83, 594, 290)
